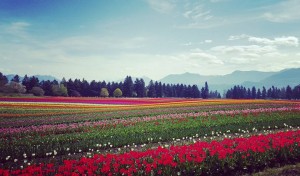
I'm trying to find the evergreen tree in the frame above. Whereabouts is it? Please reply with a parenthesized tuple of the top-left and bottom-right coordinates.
(123, 76, 134, 97)
(80, 79, 90, 96)
(40, 80, 52, 96)
(267, 88, 272, 98)
(0, 72, 8, 87)
(147, 80, 156, 97)
(293, 85, 300, 99)
(279, 87, 286, 99)
(251, 86, 256, 99)
(22, 75, 30, 92)
(191, 85, 200, 98)
(200, 82, 209, 99)
(286, 85, 293, 100)
(61, 77, 67, 87)
(11, 75, 20, 83)
(226, 88, 233, 98)
(89, 80, 99, 96)
(256, 88, 261, 99)
(262, 86, 267, 99)
(246, 88, 251, 99)
(134, 78, 146, 97)
(28, 76, 39, 92)
(154, 81, 163, 97)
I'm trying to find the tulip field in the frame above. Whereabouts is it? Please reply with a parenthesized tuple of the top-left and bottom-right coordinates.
(1, 97, 300, 175)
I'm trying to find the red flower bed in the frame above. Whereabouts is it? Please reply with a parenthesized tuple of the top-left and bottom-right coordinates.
(0, 97, 190, 105)
(1, 130, 300, 175)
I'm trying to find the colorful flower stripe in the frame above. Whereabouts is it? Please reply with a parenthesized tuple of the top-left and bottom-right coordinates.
(1, 99, 298, 118)
(1, 130, 300, 176)
(0, 97, 193, 105)
(0, 103, 289, 129)
(1, 106, 299, 136)
(1, 97, 298, 106)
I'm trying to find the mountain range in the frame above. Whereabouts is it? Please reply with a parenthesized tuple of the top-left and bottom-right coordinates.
(159, 68, 300, 93)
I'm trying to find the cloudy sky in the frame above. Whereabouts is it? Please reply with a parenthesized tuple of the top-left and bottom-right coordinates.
(0, 0, 300, 81)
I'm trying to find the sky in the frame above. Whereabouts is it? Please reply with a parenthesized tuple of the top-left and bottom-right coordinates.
(0, 0, 300, 81)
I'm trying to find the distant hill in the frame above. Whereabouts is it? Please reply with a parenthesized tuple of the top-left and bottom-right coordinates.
(159, 72, 215, 85)
(5, 74, 59, 82)
(243, 68, 300, 88)
(159, 68, 300, 93)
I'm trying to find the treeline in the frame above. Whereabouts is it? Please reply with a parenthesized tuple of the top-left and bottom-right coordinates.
(225, 85, 300, 100)
(0, 72, 221, 98)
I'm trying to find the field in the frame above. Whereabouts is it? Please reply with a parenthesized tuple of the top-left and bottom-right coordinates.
(1, 97, 300, 175)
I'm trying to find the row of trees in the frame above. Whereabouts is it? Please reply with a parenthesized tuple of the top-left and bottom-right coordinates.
(225, 85, 300, 99)
(0, 73, 220, 98)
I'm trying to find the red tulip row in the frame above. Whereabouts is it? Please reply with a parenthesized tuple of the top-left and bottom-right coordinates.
(1, 129, 300, 176)
(0, 97, 190, 105)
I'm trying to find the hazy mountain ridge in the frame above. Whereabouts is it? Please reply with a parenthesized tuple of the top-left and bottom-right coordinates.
(243, 68, 300, 88)
(159, 68, 300, 92)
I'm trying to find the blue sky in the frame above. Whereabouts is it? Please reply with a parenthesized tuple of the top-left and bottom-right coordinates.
(0, 0, 300, 81)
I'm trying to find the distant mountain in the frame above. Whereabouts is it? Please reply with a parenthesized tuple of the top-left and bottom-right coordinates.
(159, 72, 215, 85)
(209, 70, 275, 85)
(159, 68, 300, 93)
(5, 74, 59, 82)
(243, 68, 300, 88)
(160, 71, 275, 85)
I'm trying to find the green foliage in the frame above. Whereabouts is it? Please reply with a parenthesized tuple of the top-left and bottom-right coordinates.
(113, 88, 122, 97)
(52, 84, 68, 96)
(1, 81, 26, 93)
(100, 88, 109, 97)
(0, 72, 8, 87)
(30, 87, 45, 96)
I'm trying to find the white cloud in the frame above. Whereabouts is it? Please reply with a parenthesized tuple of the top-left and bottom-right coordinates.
(204, 40, 212, 43)
(226, 57, 257, 64)
(249, 36, 298, 47)
(228, 34, 249, 41)
(211, 45, 277, 55)
(183, 5, 212, 21)
(263, 52, 287, 58)
(189, 52, 224, 65)
(262, 0, 300, 22)
(147, 0, 175, 14)
(190, 52, 217, 60)
(9, 22, 30, 31)
(0, 21, 31, 39)
(229, 34, 299, 47)
(210, 0, 227, 2)
(240, 53, 260, 58)
(182, 42, 192, 46)
(176, 2, 225, 29)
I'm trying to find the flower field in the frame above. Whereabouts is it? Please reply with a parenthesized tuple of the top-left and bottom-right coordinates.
(1, 97, 300, 175)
